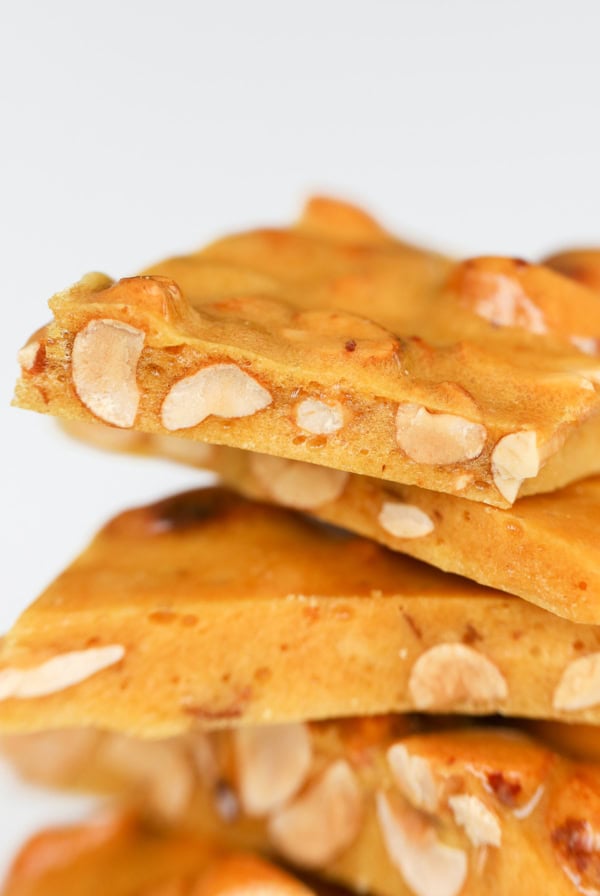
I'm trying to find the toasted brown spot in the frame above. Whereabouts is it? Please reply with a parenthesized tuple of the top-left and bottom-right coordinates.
(254, 667, 272, 684)
(487, 771, 522, 807)
(148, 611, 177, 625)
(108, 492, 241, 538)
(345, 339, 357, 352)
(552, 818, 600, 885)
(34, 384, 50, 405)
(462, 623, 482, 645)
(152, 489, 239, 533)
(401, 611, 422, 640)
(30, 342, 47, 375)
(303, 606, 320, 623)
(183, 688, 251, 722)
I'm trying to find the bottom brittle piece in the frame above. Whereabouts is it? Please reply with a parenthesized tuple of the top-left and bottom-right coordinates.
(3, 716, 600, 896)
(1, 810, 329, 896)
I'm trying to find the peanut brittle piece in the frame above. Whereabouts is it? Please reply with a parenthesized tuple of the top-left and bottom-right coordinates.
(5, 718, 600, 896)
(2, 489, 600, 733)
(545, 248, 600, 298)
(14, 197, 600, 507)
(67, 420, 600, 623)
(2, 811, 319, 896)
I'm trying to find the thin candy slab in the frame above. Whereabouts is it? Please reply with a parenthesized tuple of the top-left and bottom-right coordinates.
(13, 197, 600, 507)
(5, 717, 600, 896)
(66, 421, 600, 624)
(2, 813, 320, 896)
(2, 489, 600, 733)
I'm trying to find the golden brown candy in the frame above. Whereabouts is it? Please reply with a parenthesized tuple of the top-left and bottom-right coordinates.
(14, 197, 600, 507)
(4, 717, 600, 896)
(2, 812, 318, 896)
(66, 419, 600, 623)
(2, 489, 600, 732)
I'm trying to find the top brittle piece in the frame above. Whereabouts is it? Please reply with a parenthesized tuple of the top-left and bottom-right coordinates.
(14, 197, 600, 507)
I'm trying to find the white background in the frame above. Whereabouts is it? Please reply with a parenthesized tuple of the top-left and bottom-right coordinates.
(1, 0, 600, 878)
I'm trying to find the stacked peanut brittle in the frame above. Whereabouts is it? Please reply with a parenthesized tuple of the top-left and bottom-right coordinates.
(3, 198, 600, 895)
